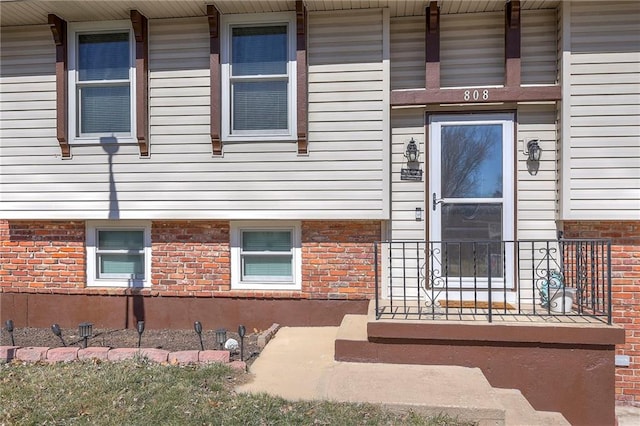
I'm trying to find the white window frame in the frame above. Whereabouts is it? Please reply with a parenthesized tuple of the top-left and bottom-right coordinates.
(428, 113, 515, 288)
(230, 221, 302, 290)
(86, 220, 151, 288)
(220, 12, 297, 142)
(68, 21, 137, 145)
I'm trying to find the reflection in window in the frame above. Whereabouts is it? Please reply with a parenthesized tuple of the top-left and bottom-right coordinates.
(441, 125, 503, 198)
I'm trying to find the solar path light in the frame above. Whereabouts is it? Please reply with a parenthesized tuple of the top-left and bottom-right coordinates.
(194, 321, 204, 351)
(51, 323, 66, 347)
(136, 321, 145, 348)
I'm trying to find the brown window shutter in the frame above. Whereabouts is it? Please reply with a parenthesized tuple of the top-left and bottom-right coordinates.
(48, 14, 70, 158)
(130, 10, 149, 157)
(296, 0, 308, 155)
(207, 5, 222, 156)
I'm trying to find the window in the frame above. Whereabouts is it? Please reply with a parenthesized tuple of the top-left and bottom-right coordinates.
(69, 21, 136, 143)
(221, 13, 296, 142)
(86, 221, 151, 287)
(231, 222, 301, 290)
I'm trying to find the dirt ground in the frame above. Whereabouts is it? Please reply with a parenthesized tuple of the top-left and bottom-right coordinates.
(0, 326, 261, 364)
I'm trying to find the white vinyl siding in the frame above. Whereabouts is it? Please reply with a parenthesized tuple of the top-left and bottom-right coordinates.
(390, 10, 558, 90)
(0, 13, 388, 220)
(0, 25, 57, 156)
(564, 1, 640, 219)
(521, 9, 558, 85)
(390, 109, 425, 241)
(440, 12, 504, 88)
(390, 16, 423, 90)
(517, 105, 559, 240)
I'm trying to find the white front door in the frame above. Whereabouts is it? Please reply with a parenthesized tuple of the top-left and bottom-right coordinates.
(429, 114, 514, 289)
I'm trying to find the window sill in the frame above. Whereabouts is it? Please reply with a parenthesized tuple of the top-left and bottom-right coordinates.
(87, 279, 149, 287)
(223, 134, 297, 143)
(231, 282, 302, 291)
(71, 136, 138, 145)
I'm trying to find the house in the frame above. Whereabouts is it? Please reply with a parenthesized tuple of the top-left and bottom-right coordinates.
(1, 0, 638, 424)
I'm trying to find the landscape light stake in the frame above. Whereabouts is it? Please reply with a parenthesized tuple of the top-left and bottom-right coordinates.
(215, 328, 227, 351)
(5, 319, 15, 346)
(51, 323, 66, 347)
(194, 321, 204, 351)
(136, 321, 145, 349)
(78, 322, 93, 349)
(238, 325, 246, 361)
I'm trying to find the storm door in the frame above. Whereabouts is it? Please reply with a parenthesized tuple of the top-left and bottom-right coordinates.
(429, 114, 514, 289)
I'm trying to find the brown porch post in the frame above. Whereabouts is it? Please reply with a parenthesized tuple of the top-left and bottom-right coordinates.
(425, 2, 440, 90)
(505, 0, 521, 88)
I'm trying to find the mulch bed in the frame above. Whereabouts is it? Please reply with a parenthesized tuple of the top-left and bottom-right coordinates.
(0, 326, 262, 365)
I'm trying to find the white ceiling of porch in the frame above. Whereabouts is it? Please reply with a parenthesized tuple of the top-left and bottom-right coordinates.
(0, 0, 560, 26)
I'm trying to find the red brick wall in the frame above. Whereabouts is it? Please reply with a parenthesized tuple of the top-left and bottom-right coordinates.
(0, 220, 380, 301)
(563, 220, 640, 406)
(0, 221, 85, 292)
(151, 221, 230, 297)
(302, 220, 380, 300)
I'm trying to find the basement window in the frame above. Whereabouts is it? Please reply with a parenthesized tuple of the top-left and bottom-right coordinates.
(230, 221, 301, 290)
(86, 221, 150, 287)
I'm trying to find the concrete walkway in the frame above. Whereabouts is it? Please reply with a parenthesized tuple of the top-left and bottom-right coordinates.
(236, 326, 569, 425)
(617, 405, 640, 426)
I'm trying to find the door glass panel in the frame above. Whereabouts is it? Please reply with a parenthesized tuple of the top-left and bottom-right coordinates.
(441, 204, 503, 278)
(441, 124, 503, 198)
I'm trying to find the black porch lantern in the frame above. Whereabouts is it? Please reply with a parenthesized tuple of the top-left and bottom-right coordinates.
(78, 322, 93, 349)
(526, 139, 541, 162)
(405, 138, 419, 162)
(215, 328, 227, 350)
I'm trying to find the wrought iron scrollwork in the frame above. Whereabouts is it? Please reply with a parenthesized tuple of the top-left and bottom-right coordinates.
(533, 245, 563, 306)
(420, 246, 445, 307)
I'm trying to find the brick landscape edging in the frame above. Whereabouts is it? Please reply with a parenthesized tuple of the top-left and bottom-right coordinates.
(0, 345, 246, 370)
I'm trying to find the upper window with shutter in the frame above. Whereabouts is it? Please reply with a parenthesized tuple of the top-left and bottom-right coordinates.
(221, 13, 297, 142)
(68, 21, 136, 144)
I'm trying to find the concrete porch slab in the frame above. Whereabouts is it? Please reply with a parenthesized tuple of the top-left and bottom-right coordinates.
(237, 326, 508, 426)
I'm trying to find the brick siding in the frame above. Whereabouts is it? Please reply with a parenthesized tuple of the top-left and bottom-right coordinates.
(563, 220, 640, 406)
(0, 220, 379, 301)
(151, 221, 230, 297)
(0, 221, 85, 292)
(302, 220, 379, 300)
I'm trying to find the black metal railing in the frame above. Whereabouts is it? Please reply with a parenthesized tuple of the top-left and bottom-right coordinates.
(374, 239, 612, 324)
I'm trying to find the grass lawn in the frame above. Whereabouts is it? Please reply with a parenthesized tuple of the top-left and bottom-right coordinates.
(1, 359, 473, 425)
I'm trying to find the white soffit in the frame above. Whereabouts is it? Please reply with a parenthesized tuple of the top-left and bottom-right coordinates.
(1, 0, 560, 26)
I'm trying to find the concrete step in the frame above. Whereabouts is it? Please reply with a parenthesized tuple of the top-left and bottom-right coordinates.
(492, 388, 569, 426)
(334, 312, 570, 426)
(319, 361, 507, 426)
(335, 314, 368, 341)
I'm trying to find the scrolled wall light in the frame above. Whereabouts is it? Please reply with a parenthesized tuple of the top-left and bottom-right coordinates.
(401, 138, 423, 181)
(524, 139, 542, 162)
(405, 138, 419, 162)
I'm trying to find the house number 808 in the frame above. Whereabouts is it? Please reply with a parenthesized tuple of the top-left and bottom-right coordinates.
(463, 89, 489, 101)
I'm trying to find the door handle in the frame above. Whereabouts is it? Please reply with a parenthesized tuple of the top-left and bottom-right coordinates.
(432, 193, 444, 211)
